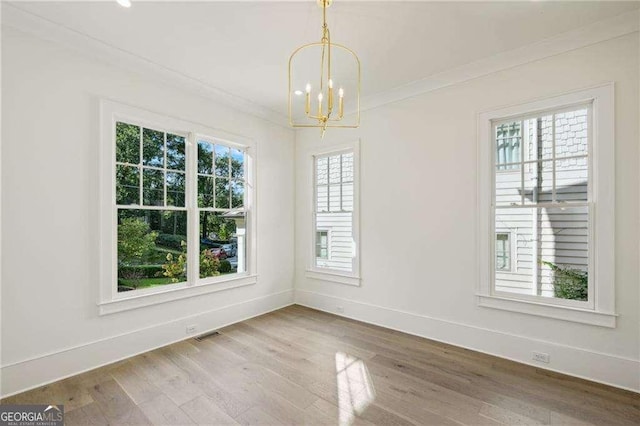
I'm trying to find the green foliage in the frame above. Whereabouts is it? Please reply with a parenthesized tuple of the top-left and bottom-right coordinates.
(157, 233, 188, 251)
(219, 259, 232, 273)
(200, 211, 236, 241)
(162, 241, 187, 283)
(118, 264, 164, 279)
(200, 249, 221, 278)
(542, 261, 588, 301)
(118, 218, 158, 266)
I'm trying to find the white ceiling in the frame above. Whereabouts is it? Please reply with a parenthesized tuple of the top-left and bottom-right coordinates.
(5, 1, 639, 119)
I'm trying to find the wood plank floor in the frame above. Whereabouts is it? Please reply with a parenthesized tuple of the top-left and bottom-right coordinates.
(2, 305, 639, 425)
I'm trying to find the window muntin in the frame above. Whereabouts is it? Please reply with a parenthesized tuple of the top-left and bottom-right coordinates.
(314, 151, 355, 273)
(197, 140, 246, 280)
(493, 106, 590, 304)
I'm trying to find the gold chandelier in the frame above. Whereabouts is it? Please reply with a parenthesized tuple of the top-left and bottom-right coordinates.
(288, 0, 360, 136)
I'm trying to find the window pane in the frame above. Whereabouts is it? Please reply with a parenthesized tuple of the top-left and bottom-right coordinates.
(555, 157, 588, 202)
(329, 184, 341, 211)
(495, 207, 534, 295)
(116, 165, 139, 205)
(495, 206, 589, 301)
(198, 141, 213, 174)
(198, 175, 214, 208)
(166, 134, 185, 171)
(231, 148, 244, 179)
(199, 211, 246, 278)
(215, 178, 230, 209)
(167, 172, 185, 207)
(341, 182, 354, 212)
(231, 180, 244, 208)
(116, 122, 140, 164)
(495, 170, 522, 207)
(316, 157, 328, 185)
(523, 160, 553, 204)
(143, 128, 164, 167)
(215, 145, 230, 178)
(317, 185, 328, 212)
(539, 206, 589, 301)
(329, 155, 341, 184)
(117, 209, 187, 292)
(342, 153, 354, 182)
(143, 168, 164, 206)
(555, 109, 588, 158)
(315, 211, 353, 271)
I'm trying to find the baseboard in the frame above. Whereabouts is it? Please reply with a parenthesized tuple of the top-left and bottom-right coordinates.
(0, 289, 294, 398)
(294, 289, 640, 393)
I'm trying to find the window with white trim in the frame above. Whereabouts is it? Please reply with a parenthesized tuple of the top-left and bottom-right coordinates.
(100, 101, 256, 313)
(477, 85, 615, 327)
(309, 142, 360, 284)
(494, 106, 590, 303)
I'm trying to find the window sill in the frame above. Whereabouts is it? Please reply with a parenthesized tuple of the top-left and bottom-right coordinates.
(306, 270, 360, 287)
(477, 294, 617, 328)
(98, 274, 258, 315)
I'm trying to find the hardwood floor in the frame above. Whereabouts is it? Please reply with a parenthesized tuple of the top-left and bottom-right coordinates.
(2, 305, 639, 425)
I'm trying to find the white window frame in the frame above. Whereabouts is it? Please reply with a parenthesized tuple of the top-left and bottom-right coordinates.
(99, 100, 257, 315)
(477, 84, 616, 327)
(306, 140, 361, 286)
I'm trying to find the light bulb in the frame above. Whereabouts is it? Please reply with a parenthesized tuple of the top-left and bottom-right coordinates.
(329, 79, 333, 89)
(318, 93, 323, 101)
(294, 90, 303, 96)
(339, 88, 344, 97)
(305, 83, 311, 93)
(117, 0, 132, 8)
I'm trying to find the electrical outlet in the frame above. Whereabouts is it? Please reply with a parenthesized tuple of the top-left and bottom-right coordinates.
(336, 306, 344, 313)
(186, 324, 197, 334)
(532, 351, 550, 363)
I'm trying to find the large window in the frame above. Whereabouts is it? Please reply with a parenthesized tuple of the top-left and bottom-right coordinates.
(101, 101, 255, 314)
(477, 86, 615, 327)
(308, 142, 360, 285)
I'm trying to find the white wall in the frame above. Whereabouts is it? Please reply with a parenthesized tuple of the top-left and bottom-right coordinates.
(0, 27, 295, 397)
(295, 33, 640, 391)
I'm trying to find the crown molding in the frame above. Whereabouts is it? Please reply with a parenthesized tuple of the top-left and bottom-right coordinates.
(1, 3, 290, 128)
(357, 9, 639, 114)
(2, 4, 638, 126)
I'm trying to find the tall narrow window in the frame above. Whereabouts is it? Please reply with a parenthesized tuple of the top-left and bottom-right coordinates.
(197, 140, 247, 280)
(478, 86, 615, 327)
(312, 148, 358, 277)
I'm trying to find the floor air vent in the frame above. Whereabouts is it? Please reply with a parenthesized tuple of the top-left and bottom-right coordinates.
(194, 331, 220, 342)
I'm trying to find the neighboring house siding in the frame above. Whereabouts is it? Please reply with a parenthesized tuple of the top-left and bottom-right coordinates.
(316, 212, 353, 271)
(495, 109, 588, 296)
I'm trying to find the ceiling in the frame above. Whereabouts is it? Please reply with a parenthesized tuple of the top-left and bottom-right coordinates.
(5, 1, 639, 120)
